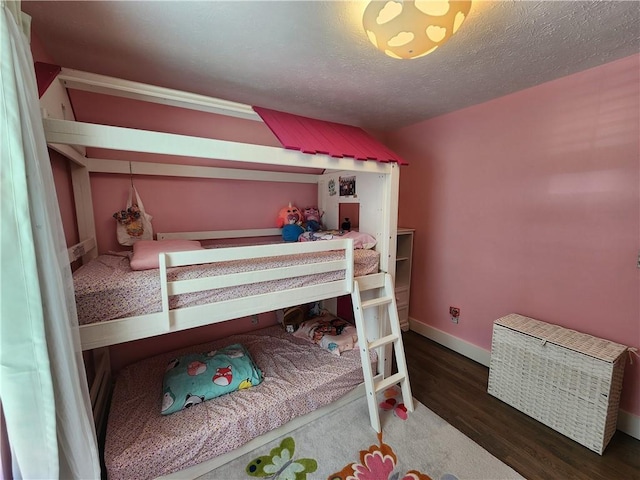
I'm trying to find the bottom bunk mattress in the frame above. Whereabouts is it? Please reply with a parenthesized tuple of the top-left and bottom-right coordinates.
(104, 325, 374, 480)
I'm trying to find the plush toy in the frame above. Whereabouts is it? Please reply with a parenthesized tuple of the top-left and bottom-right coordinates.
(277, 202, 304, 242)
(302, 206, 323, 232)
(282, 224, 304, 242)
(276, 202, 303, 228)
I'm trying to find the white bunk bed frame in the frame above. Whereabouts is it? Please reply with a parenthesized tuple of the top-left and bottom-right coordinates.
(40, 67, 404, 477)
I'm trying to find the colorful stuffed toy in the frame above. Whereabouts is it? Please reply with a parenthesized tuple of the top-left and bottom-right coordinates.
(277, 202, 304, 242)
(276, 202, 303, 228)
(302, 206, 323, 232)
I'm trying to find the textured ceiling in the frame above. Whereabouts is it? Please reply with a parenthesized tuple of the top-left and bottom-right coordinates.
(23, 1, 640, 130)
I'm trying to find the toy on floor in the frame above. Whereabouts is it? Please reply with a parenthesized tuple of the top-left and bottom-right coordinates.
(379, 386, 408, 420)
(276, 202, 304, 242)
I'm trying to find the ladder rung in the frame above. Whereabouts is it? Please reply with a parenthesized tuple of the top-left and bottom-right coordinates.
(361, 296, 393, 309)
(374, 372, 406, 393)
(368, 333, 399, 350)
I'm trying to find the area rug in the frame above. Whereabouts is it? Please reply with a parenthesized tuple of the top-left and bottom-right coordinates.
(198, 387, 524, 480)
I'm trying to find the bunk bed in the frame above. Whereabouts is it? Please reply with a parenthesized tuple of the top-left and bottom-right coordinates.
(39, 66, 408, 478)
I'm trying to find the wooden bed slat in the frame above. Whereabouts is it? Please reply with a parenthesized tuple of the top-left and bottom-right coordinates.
(169, 280, 351, 330)
(163, 239, 353, 267)
(80, 312, 166, 350)
(87, 158, 319, 184)
(167, 260, 346, 295)
(157, 228, 281, 241)
(59, 67, 261, 122)
(43, 118, 393, 174)
(78, 280, 352, 350)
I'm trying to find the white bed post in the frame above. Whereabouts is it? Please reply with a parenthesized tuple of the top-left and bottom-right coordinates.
(41, 71, 98, 263)
(70, 163, 98, 262)
(159, 253, 171, 331)
(40, 71, 107, 439)
(377, 163, 400, 377)
(381, 164, 400, 279)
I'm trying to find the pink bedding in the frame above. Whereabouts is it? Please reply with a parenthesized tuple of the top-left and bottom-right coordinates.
(73, 249, 379, 325)
(105, 325, 375, 480)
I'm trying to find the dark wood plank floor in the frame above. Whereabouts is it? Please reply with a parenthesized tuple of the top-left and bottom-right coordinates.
(402, 330, 640, 480)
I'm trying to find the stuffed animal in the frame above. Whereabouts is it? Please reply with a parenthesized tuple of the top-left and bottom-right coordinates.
(276, 202, 303, 228)
(277, 202, 304, 242)
(302, 206, 323, 232)
(282, 224, 304, 242)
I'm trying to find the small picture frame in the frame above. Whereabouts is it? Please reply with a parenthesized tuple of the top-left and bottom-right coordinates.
(339, 176, 356, 196)
(328, 178, 337, 196)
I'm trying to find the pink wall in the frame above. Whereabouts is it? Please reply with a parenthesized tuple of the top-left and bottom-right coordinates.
(107, 313, 277, 373)
(387, 54, 640, 415)
(91, 172, 317, 254)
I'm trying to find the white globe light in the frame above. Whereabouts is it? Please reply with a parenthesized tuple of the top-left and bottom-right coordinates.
(362, 0, 472, 59)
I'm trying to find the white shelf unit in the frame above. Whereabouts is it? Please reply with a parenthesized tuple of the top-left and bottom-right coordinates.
(395, 228, 414, 332)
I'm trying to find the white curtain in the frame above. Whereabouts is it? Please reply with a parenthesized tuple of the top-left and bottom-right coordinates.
(0, 1, 101, 478)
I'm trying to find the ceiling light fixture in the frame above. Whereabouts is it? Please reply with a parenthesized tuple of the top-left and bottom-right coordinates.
(362, 0, 472, 60)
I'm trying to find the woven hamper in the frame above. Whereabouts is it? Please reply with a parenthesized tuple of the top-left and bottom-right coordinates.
(487, 314, 628, 454)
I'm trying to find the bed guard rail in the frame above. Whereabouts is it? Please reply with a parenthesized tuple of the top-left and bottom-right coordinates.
(79, 239, 354, 349)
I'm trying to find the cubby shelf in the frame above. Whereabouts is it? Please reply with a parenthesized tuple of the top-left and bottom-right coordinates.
(395, 228, 414, 331)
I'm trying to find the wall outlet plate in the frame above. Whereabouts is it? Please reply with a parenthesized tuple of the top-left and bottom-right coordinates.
(449, 307, 460, 323)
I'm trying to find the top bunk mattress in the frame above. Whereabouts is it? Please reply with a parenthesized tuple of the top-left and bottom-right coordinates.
(105, 325, 374, 480)
(73, 248, 379, 325)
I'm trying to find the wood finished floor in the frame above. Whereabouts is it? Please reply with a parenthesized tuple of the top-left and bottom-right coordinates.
(402, 330, 640, 480)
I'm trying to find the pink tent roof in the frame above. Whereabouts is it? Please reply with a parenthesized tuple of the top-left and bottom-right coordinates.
(253, 107, 408, 165)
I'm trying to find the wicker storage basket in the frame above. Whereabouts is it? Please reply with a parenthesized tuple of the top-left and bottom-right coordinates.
(488, 314, 628, 454)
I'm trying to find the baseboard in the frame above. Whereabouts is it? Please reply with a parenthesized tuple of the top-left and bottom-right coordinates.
(408, 317, 640, 441)
(617, 410, 640, 440)
(408, 318, 491, 367)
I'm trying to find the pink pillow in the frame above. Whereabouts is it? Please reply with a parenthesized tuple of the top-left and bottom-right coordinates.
(130, 240, 204, 270)
(342, 231, 377, 249)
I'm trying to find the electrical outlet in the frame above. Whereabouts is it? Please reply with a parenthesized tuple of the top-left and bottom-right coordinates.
(251, 315, 259, 325)
(449, 307, 460, 324)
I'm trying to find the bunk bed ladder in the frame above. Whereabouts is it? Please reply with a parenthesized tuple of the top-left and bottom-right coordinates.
(352, 273, 414, 432)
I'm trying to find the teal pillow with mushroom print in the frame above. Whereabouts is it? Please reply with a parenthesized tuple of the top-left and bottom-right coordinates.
(161, 343, 263, 415)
